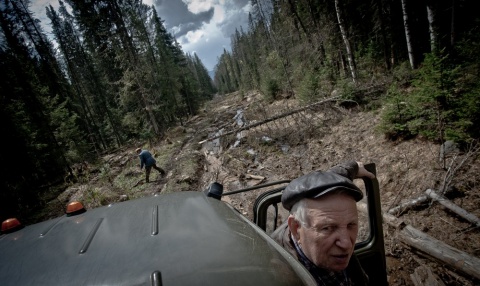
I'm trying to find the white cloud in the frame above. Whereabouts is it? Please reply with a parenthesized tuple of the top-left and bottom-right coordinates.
(184, 0, 215, 14)
(31, 0, 251, 71)
(184, 29, 205, 43)
(154, 0, 250, 71)
(212, 5, 225, 23)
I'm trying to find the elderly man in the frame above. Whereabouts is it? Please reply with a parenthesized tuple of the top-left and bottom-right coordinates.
(271, 161, 374, 286)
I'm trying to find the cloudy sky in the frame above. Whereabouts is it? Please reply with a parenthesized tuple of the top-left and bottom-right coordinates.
(31, 0, 252, 71)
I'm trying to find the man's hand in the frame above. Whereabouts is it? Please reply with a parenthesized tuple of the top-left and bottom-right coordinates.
(356, 162, 375, 179)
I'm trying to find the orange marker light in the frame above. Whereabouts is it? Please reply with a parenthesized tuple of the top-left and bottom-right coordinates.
(2, 218, 22, 233)
(66, 201, 86, 216)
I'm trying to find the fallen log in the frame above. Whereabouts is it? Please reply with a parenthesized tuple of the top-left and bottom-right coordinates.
(425, 189, 480, 228)
(387, 195, 429, 216)
(198, 97, 342, 144)
(358, 202, 480, 280)
(399, 224, 480, 280)
(245, 174, 265, 180)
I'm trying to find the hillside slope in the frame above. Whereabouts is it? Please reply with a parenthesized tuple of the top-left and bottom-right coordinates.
(46, 91, 479, 285)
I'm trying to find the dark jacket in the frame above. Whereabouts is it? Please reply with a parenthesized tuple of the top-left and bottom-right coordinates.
(138, 150, 156, 169)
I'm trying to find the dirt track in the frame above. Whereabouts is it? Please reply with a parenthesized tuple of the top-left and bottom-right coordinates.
(58, 91, 479, 285)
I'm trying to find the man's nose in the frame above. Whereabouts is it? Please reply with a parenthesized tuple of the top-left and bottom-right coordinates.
(335, 230, 353, 249)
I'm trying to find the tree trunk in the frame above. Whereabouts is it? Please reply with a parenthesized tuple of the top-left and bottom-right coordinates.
(425, 189, 480, 228)
(450, 0, 456, 47)
(358, 203, 480, 281)
(287, 0, 310, 42)
(387, 195, 429, 216)
(334, 0, 357, 83)
(426, 1, 438, 53)
(375, 0, 392, 70)
(401, 0, 417, 69)
(399, 225, 480, 280)
(198, 97, 342, 144)
(383, 0, 397, 66)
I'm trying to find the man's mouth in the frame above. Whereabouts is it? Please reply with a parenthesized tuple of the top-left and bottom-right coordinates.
(332, 254, 349, 264)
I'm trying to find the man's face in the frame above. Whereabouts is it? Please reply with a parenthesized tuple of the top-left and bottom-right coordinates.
(288, 193, 358, 272)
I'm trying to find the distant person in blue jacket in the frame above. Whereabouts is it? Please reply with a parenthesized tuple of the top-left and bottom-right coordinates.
(136, 148, 165, 182)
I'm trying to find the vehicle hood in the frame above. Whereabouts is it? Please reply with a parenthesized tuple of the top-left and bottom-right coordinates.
(0, 191, 313, 285)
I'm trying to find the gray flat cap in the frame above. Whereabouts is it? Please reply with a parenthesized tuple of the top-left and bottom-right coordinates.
(282, 171, 363, 211)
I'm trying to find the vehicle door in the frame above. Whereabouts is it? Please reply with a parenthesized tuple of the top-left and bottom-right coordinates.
(251, 163, 388, 286)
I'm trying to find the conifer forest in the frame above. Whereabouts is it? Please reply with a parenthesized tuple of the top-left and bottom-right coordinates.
(1, 0, 479, 225)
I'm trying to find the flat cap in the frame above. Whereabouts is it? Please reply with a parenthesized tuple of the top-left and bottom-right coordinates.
(282, 171, 363, 211)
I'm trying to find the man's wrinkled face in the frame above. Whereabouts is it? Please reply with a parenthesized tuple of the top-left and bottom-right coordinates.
(288, 193, 358, 272)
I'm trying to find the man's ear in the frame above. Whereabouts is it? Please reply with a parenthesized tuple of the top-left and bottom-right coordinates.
(287, 215, 301, 241)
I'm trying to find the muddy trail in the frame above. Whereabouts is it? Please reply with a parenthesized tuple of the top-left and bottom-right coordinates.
(46, 91, 479, 285)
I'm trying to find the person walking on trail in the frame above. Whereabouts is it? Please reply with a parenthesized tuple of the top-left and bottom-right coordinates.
(136, 148, 165, 183)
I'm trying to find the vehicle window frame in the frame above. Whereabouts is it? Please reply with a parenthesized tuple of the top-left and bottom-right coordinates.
(227, 163, 388, 286)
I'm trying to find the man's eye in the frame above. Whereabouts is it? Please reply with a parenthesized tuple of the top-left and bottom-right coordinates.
(319, 226, 334, 232)
(348, 223, 358, 229)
